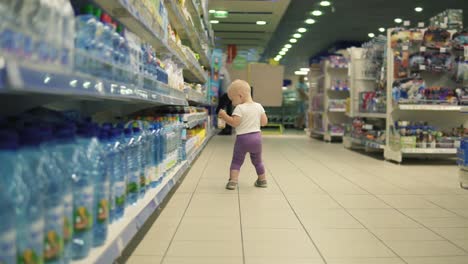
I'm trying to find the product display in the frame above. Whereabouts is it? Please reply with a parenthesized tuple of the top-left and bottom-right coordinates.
(395, 121, 463, 149)
(345, 118, 386, 148)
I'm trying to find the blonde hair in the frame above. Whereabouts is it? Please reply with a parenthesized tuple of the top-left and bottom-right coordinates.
(228, 79, 251, 97)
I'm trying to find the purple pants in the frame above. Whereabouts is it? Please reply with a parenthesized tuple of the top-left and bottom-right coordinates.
(230, 132, 265, 175)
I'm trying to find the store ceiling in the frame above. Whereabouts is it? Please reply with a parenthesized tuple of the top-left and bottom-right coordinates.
(208, 0, 468, 75)
(208, 0, 291, 53)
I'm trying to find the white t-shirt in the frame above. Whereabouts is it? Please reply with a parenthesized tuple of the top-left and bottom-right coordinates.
(232, 102, 265, 135)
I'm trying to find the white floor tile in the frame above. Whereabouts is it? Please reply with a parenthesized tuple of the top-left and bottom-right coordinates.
(127, 134, 465, 263)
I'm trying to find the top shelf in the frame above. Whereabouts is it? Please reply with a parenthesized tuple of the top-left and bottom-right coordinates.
(94, 0, 208, 83)
(165, 0, 211, 68)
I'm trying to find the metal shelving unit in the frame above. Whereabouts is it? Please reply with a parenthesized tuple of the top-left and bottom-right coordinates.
(383, 28, 465, 163)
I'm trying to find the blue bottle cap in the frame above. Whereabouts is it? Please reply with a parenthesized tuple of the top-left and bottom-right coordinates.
(20, 127, 44, 146)
(98, 128, 109, 141)
(132, 127, 141, 134)
(124, 128, 133, 137)
(54, 123, 77, 140)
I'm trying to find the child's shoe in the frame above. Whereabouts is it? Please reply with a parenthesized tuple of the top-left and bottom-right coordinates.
(226, 181, 238, 190)
(254, 179, 268, 188)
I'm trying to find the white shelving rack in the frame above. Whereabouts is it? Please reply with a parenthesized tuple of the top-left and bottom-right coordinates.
(383, 28, 465, 163)
(343, 47, 387, 151)
(315, 60, 349, 142)
(307, 64, 324, 138)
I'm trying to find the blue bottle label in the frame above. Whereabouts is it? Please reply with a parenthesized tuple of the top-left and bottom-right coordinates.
(0, 229, 16, 264)
(44, 206, 64, 263)
(73, 187, 93, 233)
(63, 194, 73, 245)
(18, 219, 44, 264)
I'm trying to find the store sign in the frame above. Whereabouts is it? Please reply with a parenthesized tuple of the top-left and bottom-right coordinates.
(233, 56, 247, 70)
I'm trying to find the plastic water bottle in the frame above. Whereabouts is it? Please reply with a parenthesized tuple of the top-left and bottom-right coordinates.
(110, 128, 126, 222)
(158, 120, 167, 178)
(133, 127, 147, 199)
(50, 124, 77, 264)
(38, 127, 66, 264)
(75, 5, 98, 73)
(0, 130, 19, 264)
(59, 0, 75, 67)
(147, 124, 158, 188)
(18, 127, 46, 264)
(72, 124, 98, 259)
(93, 128, 110, 247)
(124, 128, 140, 205)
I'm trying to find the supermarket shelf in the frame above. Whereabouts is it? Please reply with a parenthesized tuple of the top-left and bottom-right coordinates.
(185, 88, 209, 105)
(397, 104, 462, 111)
(186, 116, 207, 129)
(312, 130, 325, 135)
(330, 132, 344, 137)
(311, 110, 324, 114)
(401, 148, 457, 154)
(356, 77, 376, 81)
(0, 60, 189, 114)
(461, 106, 468, 113)
(94, 0, 208, 83)
(330, 87, 350, 91)
(329, 108, 346, 112)
(345, 136, 385, 149)
(73, 132, 214, 264)
(165, 0, 210, 68)
(356, 112, 386, 118)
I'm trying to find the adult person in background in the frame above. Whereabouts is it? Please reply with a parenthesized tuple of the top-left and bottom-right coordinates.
(295, 76, 309, 129)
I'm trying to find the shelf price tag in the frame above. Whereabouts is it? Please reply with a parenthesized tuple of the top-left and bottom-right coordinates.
(419, 65, 426, 70)
(402, 46, 409, 51)
(418, 22, 425, 28)
(440, 47, 447, 53)
(420, 46, 426, 52)
(404, 21, 410, 26)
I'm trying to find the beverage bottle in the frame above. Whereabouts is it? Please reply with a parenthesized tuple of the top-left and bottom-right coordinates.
(132, 127, 146, 199)
(38, 126, 66, 264)
(147, 123, 159, 188)
(50, 123, 78, 264)
(72, 124, 98, 259)
(124, 128, 139, 205)
(0, 130, 19, 264)
(59, 0, 75, 68)
(74, 4, 98, 74)
(91, 128, 111, 247)
(18, 126, 47, 264)
(110, 128, 126, 221)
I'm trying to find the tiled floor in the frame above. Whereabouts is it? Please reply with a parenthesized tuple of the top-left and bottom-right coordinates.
(126, 134, 468, 264)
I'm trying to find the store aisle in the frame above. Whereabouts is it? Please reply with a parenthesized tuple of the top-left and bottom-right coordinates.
(126, 134, 468, 264)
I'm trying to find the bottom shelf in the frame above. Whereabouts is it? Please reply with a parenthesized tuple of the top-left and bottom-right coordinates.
(73, 131, 216, 264)
(343, 136, 385, 150)
(385, 146, 457, 163)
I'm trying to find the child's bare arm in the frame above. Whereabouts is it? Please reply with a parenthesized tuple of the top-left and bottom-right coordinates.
(261, 113, 268, 127)
(219, 110, 241, 128)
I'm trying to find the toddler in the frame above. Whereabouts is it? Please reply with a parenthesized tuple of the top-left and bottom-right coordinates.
(218, 80, 268, 190)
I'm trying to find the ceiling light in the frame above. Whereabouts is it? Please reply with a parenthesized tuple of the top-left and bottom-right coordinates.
(282, 48, 289, 52)
(284, 44, 292, 48)
(290, 38, 297, 43)
(282, 86, 288, 90)
(256, 21, 267, 25)
(294, 71, 308, 76)
(210, 20, 219, 24)
(276, 55, 282, 59)
(293, 33, 302, 38)
(311, 10, 323, 16)
(274, 57, 280, 62)
(305, 18, 316, 24)
(368, 33, 375, 38)
(379, 27, 385, 32)
(279, 51, 286, 55)
(214, 10, 228, 18)
(298, 28, 307, 33)
(304, 77, 309, 81)
(415, 7, 423, 12)
(320, 1, 331, 6)
(394, 18, 403, 23)
(300, 68, 310, 72)
(209, 9, 216, 14)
